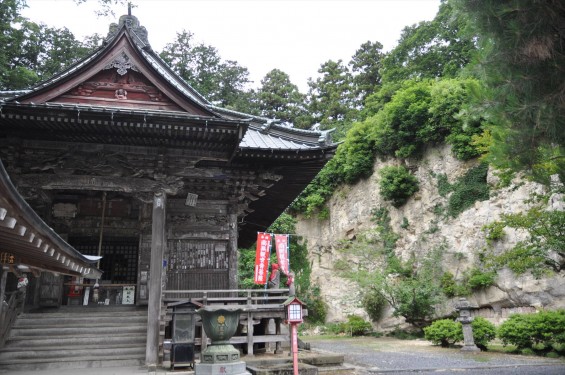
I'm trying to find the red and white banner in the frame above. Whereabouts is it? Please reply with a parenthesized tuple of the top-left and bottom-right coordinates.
(254, 232, 272, 284)
(275, 234, 290, 275)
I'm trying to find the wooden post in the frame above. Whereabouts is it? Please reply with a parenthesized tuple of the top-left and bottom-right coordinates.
(0, 267, 7, 322)
(246, 311, 254, 356)
(201, 292, 208, 352)
(275, 317, 282, 354)
(145, 191, 166, 367)
(227, 202, 238, 290)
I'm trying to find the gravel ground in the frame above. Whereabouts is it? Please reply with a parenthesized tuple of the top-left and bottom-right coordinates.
(303, 336, 565, 375)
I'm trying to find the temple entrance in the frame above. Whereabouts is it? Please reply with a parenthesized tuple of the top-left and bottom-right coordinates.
(70, 237, 139, 284)
(59, 237, 140, 306)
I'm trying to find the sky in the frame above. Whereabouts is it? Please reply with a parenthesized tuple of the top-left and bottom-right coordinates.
(22, 0, 441, 92)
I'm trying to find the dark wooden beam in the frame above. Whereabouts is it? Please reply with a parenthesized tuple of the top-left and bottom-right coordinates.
(145, 191, 166, 367)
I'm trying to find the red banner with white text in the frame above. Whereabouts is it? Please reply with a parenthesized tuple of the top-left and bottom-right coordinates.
(254, 232, 272, 284)
(275, 234, 290, 275)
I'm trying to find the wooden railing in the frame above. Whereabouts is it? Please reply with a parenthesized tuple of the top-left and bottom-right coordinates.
(0, 289, 25, 348)
(162, 288, 293, 357)
(162, 288, 290, 307)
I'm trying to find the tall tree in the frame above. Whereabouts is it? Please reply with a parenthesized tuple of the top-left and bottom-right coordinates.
(160, 30, 253, 112)
(381, 0, 476, 84)
(1, 0, 93, 90)
(256, 69, 308, 128)
(306, 59, 356, 139)
(455, 0, 565, 183)
(349, 40, 385, 104)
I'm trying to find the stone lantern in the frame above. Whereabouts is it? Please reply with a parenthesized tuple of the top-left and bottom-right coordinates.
(456, 298, 480, 352)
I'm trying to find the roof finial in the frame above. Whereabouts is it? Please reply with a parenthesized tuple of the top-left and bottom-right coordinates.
(128, 2, 132, 16)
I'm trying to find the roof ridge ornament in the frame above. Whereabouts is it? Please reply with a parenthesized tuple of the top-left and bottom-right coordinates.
(107, 13, 150, 48)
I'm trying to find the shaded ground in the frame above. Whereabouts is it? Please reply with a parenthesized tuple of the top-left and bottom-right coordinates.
(303, 336, 565, 374)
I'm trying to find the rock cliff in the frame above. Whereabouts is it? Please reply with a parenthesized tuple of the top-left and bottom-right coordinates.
(295, 145, 564, 327)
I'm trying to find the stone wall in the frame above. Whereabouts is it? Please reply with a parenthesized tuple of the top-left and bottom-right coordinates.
(295, 145, 564, 326)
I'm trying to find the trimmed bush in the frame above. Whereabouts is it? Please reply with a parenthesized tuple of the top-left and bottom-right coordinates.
(424, 319, 463, 347)
(471, 317, 497, 351)
(498, 310, 565, 355)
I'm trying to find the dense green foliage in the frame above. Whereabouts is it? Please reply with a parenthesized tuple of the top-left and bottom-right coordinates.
(438, 163, 490, 218)
(159, 30, 254, 112)
(498, 310, 565, 355)
(440, 272, 469, 297)
(0, 0, 98, 90)
(326, 315, 373, 336)
(424, 317, 496, 350)
(455, 0, 565, 183)
(256, 69, 308, 128)
(378, 166, 419, 207)
(424, 319, 463, 347)
(471, 317, 497, 350)
(291, 78, 483, 216)
(465, 268, 496, 290)
(362, 288, 388, 321)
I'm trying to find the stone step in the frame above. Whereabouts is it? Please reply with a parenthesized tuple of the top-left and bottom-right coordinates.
(0, 306, 149, 372)
(9, 324, 146, 337)
(0, 356, 145, 371)
(0, 346, 145, 361)
(3, 334, 146, 348)
(14, 315, 147, 327)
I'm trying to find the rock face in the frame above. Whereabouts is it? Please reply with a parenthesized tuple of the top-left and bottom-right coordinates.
(295, 145, 564, 327)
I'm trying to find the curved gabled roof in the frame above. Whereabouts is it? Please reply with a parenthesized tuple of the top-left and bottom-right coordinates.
(0, 160, 102, 279)
(1, 13, 336, 152)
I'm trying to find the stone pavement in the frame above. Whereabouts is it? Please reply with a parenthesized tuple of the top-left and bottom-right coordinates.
(1, 337, 564, 374)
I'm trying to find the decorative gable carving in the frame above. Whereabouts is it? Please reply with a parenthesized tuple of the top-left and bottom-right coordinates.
(104, 51, 139, 76)
(53, 68, 183, 111)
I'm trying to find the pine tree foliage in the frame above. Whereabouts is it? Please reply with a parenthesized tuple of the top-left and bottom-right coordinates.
(455, 0, 565, 183)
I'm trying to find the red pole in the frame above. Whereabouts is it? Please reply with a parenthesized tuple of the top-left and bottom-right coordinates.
(292, 323, 299, 375)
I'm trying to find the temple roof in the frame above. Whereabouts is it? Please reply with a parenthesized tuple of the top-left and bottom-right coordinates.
(0, 13, 335, 153)
(0, 160, 102, 279)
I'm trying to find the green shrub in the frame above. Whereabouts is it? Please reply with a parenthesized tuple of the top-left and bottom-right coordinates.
(346, 315, 373, 336)
(362, 289, 388, 321)
(482, 221, 506, 244)
(304, 293, 328, 324)
(424, 319, 463, 347)
(378, 166, 420, 207)
(498, 310, 565, 354)
(325, 315, 372, 336)
(440, 272, 469, 297)
(466, 268, 496, 290)
(471, 317, 497, 351)
(447, 163, 490, 217)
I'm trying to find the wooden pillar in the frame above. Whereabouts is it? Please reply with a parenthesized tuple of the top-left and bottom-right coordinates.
(0, 267, 7, 321)
(246, 311, 254, 356)
(228, 202, 239, 290)
(145, 192, 166, 367)
(275, 318, 283, 354)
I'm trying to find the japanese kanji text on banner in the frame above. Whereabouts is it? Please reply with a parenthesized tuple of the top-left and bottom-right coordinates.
(254, 232, 272, 284)
(275, 234, 290, 275)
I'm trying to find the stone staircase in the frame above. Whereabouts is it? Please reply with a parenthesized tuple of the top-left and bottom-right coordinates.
(0, 306, 148, 371)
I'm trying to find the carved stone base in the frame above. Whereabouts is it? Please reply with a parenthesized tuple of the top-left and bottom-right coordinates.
(201, 343, 241, 363)
(195, 360, 250, 375)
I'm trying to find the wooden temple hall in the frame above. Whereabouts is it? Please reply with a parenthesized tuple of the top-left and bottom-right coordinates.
(0, 12, 336, 367)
